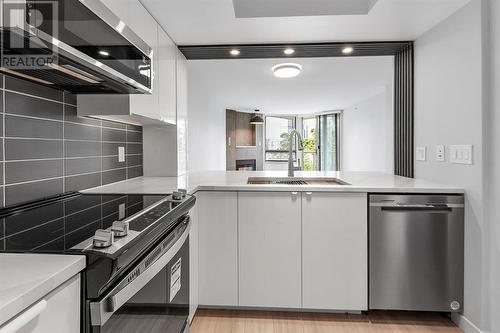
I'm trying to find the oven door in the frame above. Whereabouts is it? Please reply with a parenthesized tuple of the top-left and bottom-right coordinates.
(89, 217, 190, 333)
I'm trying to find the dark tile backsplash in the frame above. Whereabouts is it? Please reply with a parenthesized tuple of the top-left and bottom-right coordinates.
(0, 75, 144, 207)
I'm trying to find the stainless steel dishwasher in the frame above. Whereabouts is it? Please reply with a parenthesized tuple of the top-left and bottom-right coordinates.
(369, 194, 464, 312)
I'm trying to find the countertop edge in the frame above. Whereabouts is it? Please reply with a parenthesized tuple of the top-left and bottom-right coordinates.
(191, 185, 465, 194)
(82, 172, 466, 195)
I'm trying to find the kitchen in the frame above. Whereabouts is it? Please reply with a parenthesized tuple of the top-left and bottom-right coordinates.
(0, 1, 499, 333)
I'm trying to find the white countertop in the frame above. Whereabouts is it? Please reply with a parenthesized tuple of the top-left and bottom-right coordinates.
(0, 254, 85, 326)
(83, 171, 464, 195)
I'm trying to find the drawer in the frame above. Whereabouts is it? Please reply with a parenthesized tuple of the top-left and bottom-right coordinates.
(1, 275, 80, 333)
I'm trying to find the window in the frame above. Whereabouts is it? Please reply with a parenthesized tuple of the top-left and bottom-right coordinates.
(265, 116, 296, 161)
(302, 117, 317, 171)
(301, 113, 340, 171)
(318, 114, 339, 171)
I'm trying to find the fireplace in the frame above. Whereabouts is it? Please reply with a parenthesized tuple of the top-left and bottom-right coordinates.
(236, 159, 256, 171)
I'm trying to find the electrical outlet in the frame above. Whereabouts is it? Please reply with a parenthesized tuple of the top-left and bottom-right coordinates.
(436, 145, 445, 162)
(416, 146, 426, 161)
(118, 146, 125, 162)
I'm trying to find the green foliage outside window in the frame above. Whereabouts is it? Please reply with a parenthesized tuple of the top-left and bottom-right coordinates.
(303, 128, 316, 171)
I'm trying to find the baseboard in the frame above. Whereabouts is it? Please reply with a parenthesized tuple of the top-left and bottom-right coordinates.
(451, 313, 488, 333)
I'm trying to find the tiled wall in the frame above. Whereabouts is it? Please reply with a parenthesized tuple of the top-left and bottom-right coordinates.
(0, 75, 144, 207)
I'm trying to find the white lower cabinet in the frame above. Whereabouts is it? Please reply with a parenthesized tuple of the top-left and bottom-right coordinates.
(196, 190, 368, 312)
(238, 192, 302, 308)
(14, 274, 80, 333)
(197, 192, 238, 306)
(302, 192, 368, 311)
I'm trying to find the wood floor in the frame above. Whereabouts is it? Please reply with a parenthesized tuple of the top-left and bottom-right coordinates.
(190, 309, 463, 333)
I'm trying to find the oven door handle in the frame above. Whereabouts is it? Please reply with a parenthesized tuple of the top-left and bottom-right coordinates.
(90, 216, 191, 327)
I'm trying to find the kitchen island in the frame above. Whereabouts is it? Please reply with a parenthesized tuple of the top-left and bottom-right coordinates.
(83, 170, 464, 195)
(83, 171, 464, 319)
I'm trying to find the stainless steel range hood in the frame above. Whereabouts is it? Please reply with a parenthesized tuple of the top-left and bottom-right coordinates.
(1, 0, 152, 94)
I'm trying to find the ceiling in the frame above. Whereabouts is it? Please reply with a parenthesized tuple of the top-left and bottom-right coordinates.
(140, 0, 470, 45)
(188, 57, 393, 115)
(232, 0, 379, 18)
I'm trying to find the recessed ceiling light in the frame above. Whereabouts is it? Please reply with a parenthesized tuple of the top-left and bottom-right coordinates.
(342, 46, 354, 55)
(272, 63, 302, 78)
(99, 50, 110, 57)
(283, 48, 295, 55)
(229, 49, 240, 56)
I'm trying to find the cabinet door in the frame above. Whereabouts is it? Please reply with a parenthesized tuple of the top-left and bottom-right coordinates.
(198, 192, 238, 306)
(128, 1, 159, 120)
(302, 192, 368, 310)
(158, 28, 177, 125)
(238, 192, 302, 308)
(130, 25, 159, 120)
(100, 0, 129, 20)
(126, 0, 157, 47)
(15, 274, 80, 333)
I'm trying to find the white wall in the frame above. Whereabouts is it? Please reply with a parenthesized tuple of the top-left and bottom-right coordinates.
(488, 0, 500, 332)
(187, 75, 226, 172)
(414, 1, 488, 331)
(342, 89, 393, 173)
(176, 50, 188, 175)
(187, 57, 393, 172)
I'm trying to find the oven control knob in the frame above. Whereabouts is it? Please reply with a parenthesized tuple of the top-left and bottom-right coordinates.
(93, 229, 114, 248)
(111, 221, 129, 237)
(172, 191, 183, 201)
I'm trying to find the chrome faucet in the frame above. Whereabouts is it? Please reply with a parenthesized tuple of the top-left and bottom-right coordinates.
(288, 129, 304, 177)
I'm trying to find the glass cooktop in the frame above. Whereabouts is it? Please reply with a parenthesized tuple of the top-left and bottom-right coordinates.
(0, 193, 167, 253)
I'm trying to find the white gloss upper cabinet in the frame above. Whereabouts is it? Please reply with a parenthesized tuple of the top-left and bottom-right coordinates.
(125, 0, 157, 47)
(98, 0, 179, 124)
(197, 192, 238, 306)
(129, 23, 160, 121)
(238, 192, 302, 308)
(158, 28, 177, 125)
(99, 0, 129, 21)
(302, 192, 368, 311)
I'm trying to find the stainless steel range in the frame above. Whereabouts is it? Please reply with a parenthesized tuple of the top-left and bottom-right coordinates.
(0, 190, 195, 333)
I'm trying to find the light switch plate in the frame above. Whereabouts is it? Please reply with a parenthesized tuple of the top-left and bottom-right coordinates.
(450, 145, 473, 164)
(416, 146, 426, 161)
(436, 145, 445, 162)
(118, 146, 125, 162)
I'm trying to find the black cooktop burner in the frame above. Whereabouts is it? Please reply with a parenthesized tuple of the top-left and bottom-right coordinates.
(0, 192, 167, 253)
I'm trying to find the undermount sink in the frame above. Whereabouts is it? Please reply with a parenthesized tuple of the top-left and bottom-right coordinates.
(247, 177, 349, 186)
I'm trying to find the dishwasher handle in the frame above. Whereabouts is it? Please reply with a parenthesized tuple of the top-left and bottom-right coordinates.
(380, 204, 453, 212)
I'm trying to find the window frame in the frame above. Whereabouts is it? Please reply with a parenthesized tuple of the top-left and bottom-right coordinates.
(264, 115, 297, 162)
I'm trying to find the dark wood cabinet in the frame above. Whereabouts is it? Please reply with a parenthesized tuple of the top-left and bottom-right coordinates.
(226, 109, 263, 171)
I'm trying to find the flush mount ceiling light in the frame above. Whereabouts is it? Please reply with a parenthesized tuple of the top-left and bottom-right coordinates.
(283, 48, 295, 55)
(229, 49, 240, 56)
(342, 46, 354, 55)
(250, 109, 264, 125)
(98, 50, 110, 56)
(272, 63, 302, 78)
